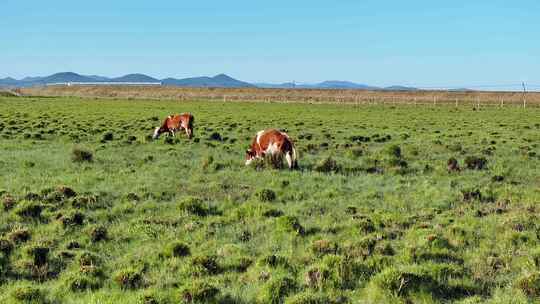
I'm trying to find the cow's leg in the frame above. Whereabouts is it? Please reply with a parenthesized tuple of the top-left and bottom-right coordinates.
(285, 152, 293, 169)
(270, 152, 283, 169)
(179, 126, 187, 138)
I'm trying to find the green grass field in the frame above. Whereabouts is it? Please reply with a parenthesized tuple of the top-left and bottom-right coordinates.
(0, 96, 539, 303)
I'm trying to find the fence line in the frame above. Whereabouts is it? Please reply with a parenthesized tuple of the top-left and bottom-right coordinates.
(180, 95, 538, 107)
(217, 93, 535, 107)
(19, 86, 540, 107)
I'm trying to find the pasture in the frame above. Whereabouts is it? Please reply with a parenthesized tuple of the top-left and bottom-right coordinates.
(0, 96, 539, 303)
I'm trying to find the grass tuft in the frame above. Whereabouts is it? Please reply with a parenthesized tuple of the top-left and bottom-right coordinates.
(314, 157, 341, 173)
(164, 241, 191, 258)
(256, 189, 277, 202)
(464, 156, 488, 170)
(71, 147, 93, 162)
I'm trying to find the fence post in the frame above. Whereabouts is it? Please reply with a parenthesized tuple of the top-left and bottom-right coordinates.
(522, 82, 527, 108)
(455, 98, 458, 108)
(500, 98, 504, 108)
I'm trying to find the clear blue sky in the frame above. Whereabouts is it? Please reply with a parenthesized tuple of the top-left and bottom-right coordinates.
(2, 0, 539, 88)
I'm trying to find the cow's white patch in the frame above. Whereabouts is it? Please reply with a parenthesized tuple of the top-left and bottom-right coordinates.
(265, 142, 279, 155)
(245, 158, 254, 166)
(256, 130, 265, 145)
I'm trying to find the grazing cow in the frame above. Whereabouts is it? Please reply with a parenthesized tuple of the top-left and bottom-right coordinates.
(245, 129, 298, 169)
(153, 113, 194, 140)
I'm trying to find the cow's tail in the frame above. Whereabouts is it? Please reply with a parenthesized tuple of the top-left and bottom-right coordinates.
(189, 113, 195, 127)
(188, 113, 195, 138)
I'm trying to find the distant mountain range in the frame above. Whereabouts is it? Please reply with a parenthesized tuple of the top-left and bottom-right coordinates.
(254, 81, 417, 91)
(255, 80, 378, 90)
(0, 72, 418, 91)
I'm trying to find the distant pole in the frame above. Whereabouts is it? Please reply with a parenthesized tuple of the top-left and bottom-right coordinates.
(522, 82, 527, 108)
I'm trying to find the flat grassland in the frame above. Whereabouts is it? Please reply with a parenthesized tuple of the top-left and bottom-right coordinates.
(21, 85, 540, 107)
(0, 96, 539, 303)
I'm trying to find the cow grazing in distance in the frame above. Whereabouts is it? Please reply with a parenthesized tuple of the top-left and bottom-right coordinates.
(245, 129, 298, 169)
(153, 113, 194, 140)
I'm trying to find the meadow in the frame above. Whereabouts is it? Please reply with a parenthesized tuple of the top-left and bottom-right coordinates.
(0, 96, 539, 303)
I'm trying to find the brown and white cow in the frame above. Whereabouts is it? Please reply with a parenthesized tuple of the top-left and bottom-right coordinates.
(245, 129, 298, 169)
(152, 113, 194, 140)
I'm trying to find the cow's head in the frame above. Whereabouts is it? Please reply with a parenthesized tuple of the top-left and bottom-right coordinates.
(152, 127, 163, 140)
(245, 149, 257, 166)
